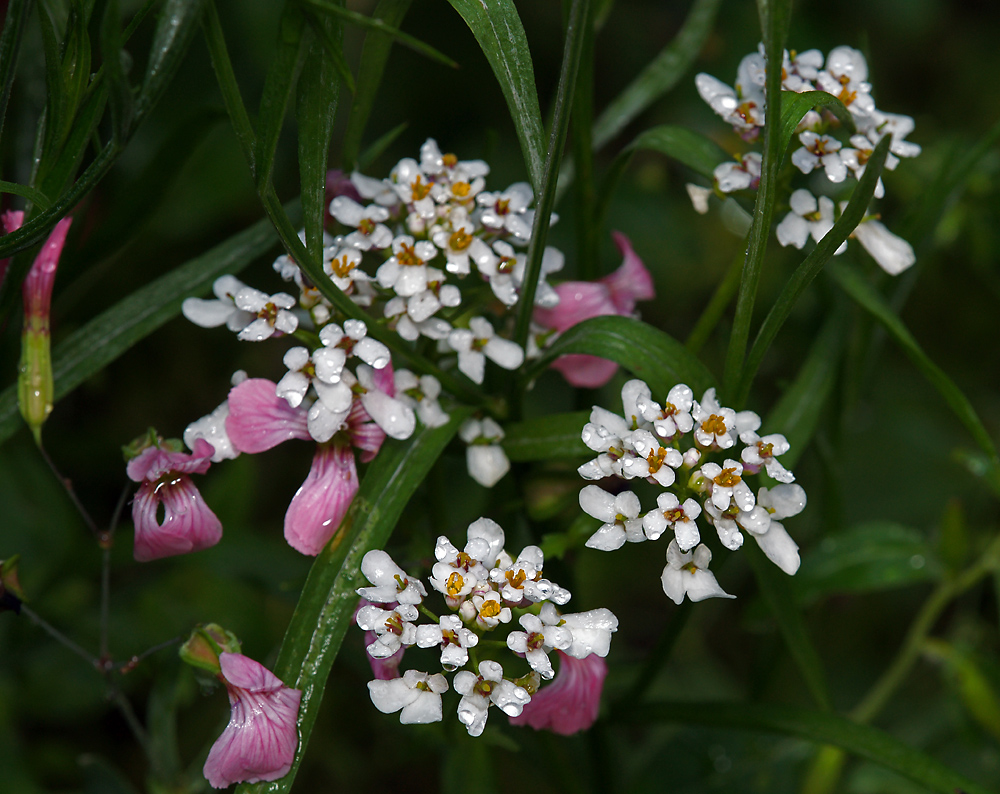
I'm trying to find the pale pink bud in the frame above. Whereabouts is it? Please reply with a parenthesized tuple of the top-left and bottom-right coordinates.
(509, 651, 607, 735)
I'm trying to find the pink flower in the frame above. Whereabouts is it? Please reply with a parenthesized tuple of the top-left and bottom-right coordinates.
(534, 232, 654, 388)
(203, 652, 302, 789)
(508, 651, 608, 735)
(127, 438, 222, 562)
(226, 375, 393, 555)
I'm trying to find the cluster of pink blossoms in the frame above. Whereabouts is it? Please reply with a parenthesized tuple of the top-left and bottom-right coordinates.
(355, 518, 617, 736)
(691, 45, 920, 276)
(579, 379, 807, 603)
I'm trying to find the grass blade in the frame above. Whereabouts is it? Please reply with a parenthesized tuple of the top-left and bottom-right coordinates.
(0, 0, 33, 149)
(779, 90, 854, 154)
(502, 411, 590, 461)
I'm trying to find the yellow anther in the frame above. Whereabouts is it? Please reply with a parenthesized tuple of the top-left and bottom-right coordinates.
(451, 181, 471, 197)
(757, 441, 774, 459)
(505, 569, 527, 589)
(329, 255, 356, 279)
(410, 176, 431, 201)
(396, 243, 423, 266)
(701, 414, 728, 436)
(442, 153, 458, 168)
(479, 600, 502, 619)
(446, 572, 465, 597)
(449, 229, 472, 251)
(714, 467, 741, 488)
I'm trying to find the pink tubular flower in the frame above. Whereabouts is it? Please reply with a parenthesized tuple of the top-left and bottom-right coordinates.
(508, 651, 608, 735)
(534, 232, 655, 388)
(203, 652, 302, 789)
(127, 438, 223, 562)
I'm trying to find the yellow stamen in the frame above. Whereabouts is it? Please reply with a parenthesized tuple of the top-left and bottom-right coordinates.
(446, 572, 465, 597)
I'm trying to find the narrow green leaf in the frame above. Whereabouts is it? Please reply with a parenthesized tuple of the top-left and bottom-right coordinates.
(254, 5, 308, 191)
(502, 411, 590, 462)
(632, 700, 995, 794)
(0, 0, 33, 149)
(737, 135, 892, 405)
(796, 522, 942, 605)
(136, 0, 207, 122)
(341, 0, 411, 170)
(59, 2, 93, 146)
(744, 540, 831, 710)
(355, 120, 408, 172)
(779, 90, 854, 155)
(0, 214, 281, 446)
(722, 0, 788, 402)
(299, 6, 355, 94)
(301, 0, 458, 68)
(101, 0, 134, 143)
(829, 260, 998, 462)
(35, 0, 67, 156)
(37, 74, 108, 198)
(924, 639, 1000, 744)
(446, 0, 545, 192)
(523, 315, 716, 397)
(952, 449, 1000, 500)
(296, 10, 340, 263)
(514, 0, 589, 346)
(592, 0, 721, 150)
(236, 410, 471, 794)
(763, 301, 849, 469)
(0, 180, 52, 210)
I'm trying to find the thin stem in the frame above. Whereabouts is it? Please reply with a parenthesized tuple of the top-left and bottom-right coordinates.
(109, 481, 131, 535)
(21, 604, 99, 668)
(38, 444, 100, 536)
(99, 545, 112, 660)
(417, 604, 440, 623)
(117, 635, 182, 674)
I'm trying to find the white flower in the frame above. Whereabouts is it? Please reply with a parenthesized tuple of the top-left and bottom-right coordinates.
(849, 211, 915, 276)
(368, 670, 448, 724)
(490, 545, 570, 605)
(454, 660, 531, 736)
(740, 432, 795, 482)
(323, 245, 373, 294)
(476, 182, 534, 241)
(394, 370, 449, 428)
(448, 317, 524, 384)
(714, 153, 762, 193)
(459, 417, 510, 487)
(840, 134, 891, 198)
(661, 541, 735, 605)
(181, 275, 254, 330)
(355, 603, 418, 658)
(389, 158, 437, 220)
(816, 46, 875, 120)
(642, 493, 702, 549)
(758, 484, 807, 521)
(384, 296, 452, 342)
(183, 381, 242, 463)
(419, 138, 489, 183)
(356, 363, 416, 440)
(621, 429, 683, 487)
(695, 52, 766, 134)
(686, 183, 712, 214)
(580, 485, 644, 551)
(471, 590, 511, 629)
(507, 610, 573, 680)
(559, 605, 618, 658)
(781, 48, 823, 92)
(430, 207, 477, 275)
(329, 196, 393, 251)
(351, 171, 398, 206)
(699, 459, 755, 512)
(232, 287, 298, 342)
(415, 614, 479, 670)
(275, 346, 318, 408)
(637, 383, 694, 441)
(691, 388, 738, 450)
(868, 110, 921, 160)
(775, 190, 842, 253)
(472, 239, 564, 308)
(356, 549, 427, 605)
(578, 405, 634, 480)
(701, 499, 746, 551)
(791, 131, 847, 183)
(376, 235, 438, 297)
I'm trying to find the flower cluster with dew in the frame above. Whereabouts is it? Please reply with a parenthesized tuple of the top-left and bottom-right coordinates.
(578, 380, 807, 603)
(691, 45, 920, 275)
(354, 518, 618, 736)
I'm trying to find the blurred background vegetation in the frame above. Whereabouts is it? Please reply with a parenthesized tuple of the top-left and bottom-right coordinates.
(1, 0, 999, 791)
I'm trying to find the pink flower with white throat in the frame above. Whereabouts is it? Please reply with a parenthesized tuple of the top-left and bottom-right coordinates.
(126, 437, 223, 562)
(533, 232, 655, 388)
(509, 651, 607, 735)
(203, 652, 302, 789)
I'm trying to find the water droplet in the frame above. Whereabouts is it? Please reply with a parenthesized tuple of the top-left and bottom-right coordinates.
(909, 554, 925, 569)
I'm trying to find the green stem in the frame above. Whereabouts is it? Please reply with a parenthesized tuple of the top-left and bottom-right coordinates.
(21, 604, 98, 667)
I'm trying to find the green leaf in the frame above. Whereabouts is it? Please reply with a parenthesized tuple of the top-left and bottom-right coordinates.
(299, 6, 355, 94)
(632, 700, 995, 794)
(502, 411, 590, 462)
(445, 0, 545, 192)
(235, 410, 471, 794)
(924, 639, 1000, 744)
(778, 90, 854, 155)
(101, 0, 134, 143)
(0, 214, 281, 447)
(829, 260, 999, 462)
(301, 0, 458, 68)
(0, 180, 52, 210)
(513, 0, 589, 344)
(254, 4, 308, 191)
(340, 0, 412, 170)
(795, 522, 941, 605)
(296, 10, 341, 263)
(744, 540, 831, 710)
(592, 0, 722, 150)
(136, 0, 206, 122)
(0, 0, 33, 149)
(523, 315, 716, 397)
(737, 135, 892, 405)
(763, 302, 849, 469)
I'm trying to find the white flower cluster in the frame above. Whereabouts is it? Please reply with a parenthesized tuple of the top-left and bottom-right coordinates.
(578, 379, 807, 604)
(693, 45, 919, 276)
(356, 518, 618, 735)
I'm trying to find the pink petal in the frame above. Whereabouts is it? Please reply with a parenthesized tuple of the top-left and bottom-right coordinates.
(533, 281, 617, 332)
(0, 210, 24, 287)
(22, 216, 73, 317)
(226, 378, 310, 453)
(601, 231, 655, 314)
(371, 358, 396, 396)
(550, 355, 620, 389)
(347, 397, 386, 462)
(509, 651, 607, 735)
(131, 476, 223, 562)
(127, 438, 215, 483)
(283, 443, 358, 555)
(203, 652, 302, 789)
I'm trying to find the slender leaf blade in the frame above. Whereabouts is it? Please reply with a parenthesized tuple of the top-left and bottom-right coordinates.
(445, 0, 545, 192)
(524, 315, 716, 397)
(502, 411, 590, 461)
(779, 90, 854, 154)
(627, 124, 730, 179)
(236, 409, 471, 794)
(136, 0, 206, 122)
(0, 0, 33, 148)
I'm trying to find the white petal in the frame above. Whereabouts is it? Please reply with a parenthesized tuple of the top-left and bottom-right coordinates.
(466, 445, 510, 487)
(362, 391, 416, 440)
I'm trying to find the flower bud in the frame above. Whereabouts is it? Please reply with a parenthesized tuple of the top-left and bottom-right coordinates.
(0, 556, 26, 613)
(180, 624, 242, 675)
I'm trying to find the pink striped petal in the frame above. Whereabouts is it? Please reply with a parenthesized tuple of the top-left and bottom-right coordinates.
(0, 210, 24, 287)
(127, 438, 215, 483)
(550, 354, 620, 389)
(131, 475, 223, 562)
(533, 281, 616, 332)
(226, 378, 310, 453)
(509, 651, 607, 735)
(602, 231, 655, 313)
(346, 397, 386, 462)
(203, 652, 302, 789)
(283, 443, 358, 555)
